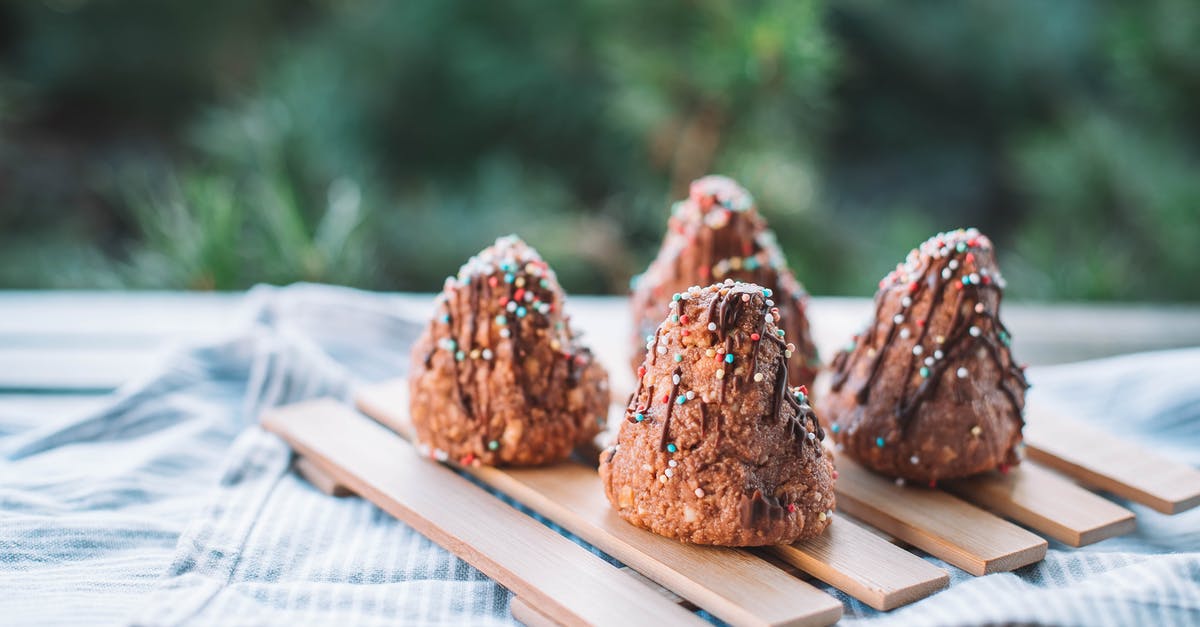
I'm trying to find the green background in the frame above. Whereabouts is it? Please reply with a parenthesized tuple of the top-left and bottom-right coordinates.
(2, 0, 1197, 300)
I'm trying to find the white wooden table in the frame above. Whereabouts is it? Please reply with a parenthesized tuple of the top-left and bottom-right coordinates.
(3, 290, 1199, 424)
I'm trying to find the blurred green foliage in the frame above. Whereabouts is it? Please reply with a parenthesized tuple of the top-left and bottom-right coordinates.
(0, 0, 1196, 300)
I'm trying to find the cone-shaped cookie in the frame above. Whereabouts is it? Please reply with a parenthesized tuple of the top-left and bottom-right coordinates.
(409, 235, 609, 466)
(822, 228, 1029, 482)
(630, 176, 819, 389)
(601, 281, 835, 546)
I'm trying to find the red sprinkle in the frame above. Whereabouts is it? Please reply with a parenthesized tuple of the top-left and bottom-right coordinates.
(965, 252, 976, 265)
(699, 266, 710, 279)
(680, 315, 689, 324)
(661, 393, 670, 403)
(798, 385, 809, 396)
(638, 366, 647, 378)
(908, 281, 919, 293)
(514, 288, 525, 301)
(750, 333, 760, 341)
(916, 319, 926, 327)
(832, 471, 839, 480)
(787, 503, 797, 513)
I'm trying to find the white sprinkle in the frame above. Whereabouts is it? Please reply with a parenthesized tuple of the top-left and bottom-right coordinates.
(715, 369, 725, 380)
(658, 475, 667, 483)
(665, 468, 674, 478)
(910, 455, 920, 464)
(695, 488, 705, 498)
(969, 326, 981, 337)
(912, 345, 924, 356)
(807, 431, 817, 441)
(672, 374, 681, 385)
(949, 259, 960, 270)
(482, 349, 493, 360)
(686, 390, 696, 400)
(942, 268, 952, 280)
(893, 314, 905, 324)
(975, 303, 985, 314)
(901, 296, 913, 308)
(657, 345, 667, 354)
(668, 460, 677, 468)
(506, 301, 517, 312)
(785, 350, 793, 358)
(899, 327, 911, 340)
(765, 313, 774, 324)
(957, 367, 969, 379)
(707, 322, 717, 331)
(934, 350, 944, 360)
(500, 329, 511, 338)
(969, 273, 980, 284)
(895, 478, 906, 487)
(753, 372, 764, 382)
(924, 357, 934, 366)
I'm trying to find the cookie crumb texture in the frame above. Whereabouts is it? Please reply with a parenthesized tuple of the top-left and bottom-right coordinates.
(629, 176, 819, 389)
(409, 235, 609, 466)
(823, 228, 1030, 482)
(601, 281, 835, 546)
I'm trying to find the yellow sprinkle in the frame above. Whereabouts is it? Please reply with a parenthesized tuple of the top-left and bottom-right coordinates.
(818, 512, 827, 522)
(753, 372, 764, 382)
(515, 276, 525, 288)
(715, 369, 725, 380)
(971, 425, 982, 437)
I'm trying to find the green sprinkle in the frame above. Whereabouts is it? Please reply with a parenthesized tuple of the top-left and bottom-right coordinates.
(487, 440, 499, 451)
(674, 353, 683, 363)
(920, 366, 930, 378)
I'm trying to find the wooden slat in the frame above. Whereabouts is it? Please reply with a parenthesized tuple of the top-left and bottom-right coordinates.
(293, 456, 354, 497)
(360, 379, 944, 615)
(944, 463, 1136, 546)
(831, 452, 1047, 576)
(1024, 406, 1200, 514)
(261, 399, 705, 627)
(768, 517, 949, 610)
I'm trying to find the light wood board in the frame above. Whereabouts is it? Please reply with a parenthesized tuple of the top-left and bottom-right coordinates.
(831, 451, 1048, 576)
(360, 380, 947, 613)
(261, 399, 705, 627)
(1024, 406, 1200, 514)
(944, 462, 1136, 546)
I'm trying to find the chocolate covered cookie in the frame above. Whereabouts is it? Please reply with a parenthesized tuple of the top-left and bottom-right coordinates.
(409, 235, 609, 466)
(601, 281, 835, 546)
(822, 228, 1030, 482)
(629, 176, 819, 389)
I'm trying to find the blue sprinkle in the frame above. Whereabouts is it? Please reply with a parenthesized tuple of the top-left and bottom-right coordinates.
(831, 423, 840, 433)
(675, 395, 686, 405)
(763, 288, 773, 297)
(672, 293, 682, 302)
(673, 354, 683, 363)
(504, 273, 515, 284)
(635, 413, 645, 422)
(440, 314, 450, 323)
(725, 353, 735, 364)
(455, 351, 465, 361)
(666, 443, 678, 453)
(875, 437, 885, 448)
(495, 315, 506, 325)
(516, 306, 527, 318)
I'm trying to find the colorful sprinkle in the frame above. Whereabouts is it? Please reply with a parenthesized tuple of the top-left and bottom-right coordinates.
(695, 488, 705, 498)
(753, 372, 764, 382)
(919, 366, 930, 378)
(666, 443, 678, 453)
(675, 395, 686, 405)
(830, 423, 840, 433)
(673, 353, 683, 363)
(956, 367, 968, 378)
(635, 413, 645, 423)
(725, 353, 735, 364)
(876, 437, 885, 448)
(488, 440, 499, 451)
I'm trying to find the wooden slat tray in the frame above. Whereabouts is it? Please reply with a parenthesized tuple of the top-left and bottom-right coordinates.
(359, 380, 950, 614)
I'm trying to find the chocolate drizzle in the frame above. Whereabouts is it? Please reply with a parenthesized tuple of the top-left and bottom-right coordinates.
(738, 489, 786, 529)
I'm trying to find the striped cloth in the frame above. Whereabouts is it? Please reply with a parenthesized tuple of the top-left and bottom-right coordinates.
(1, 284, 1197, 626)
